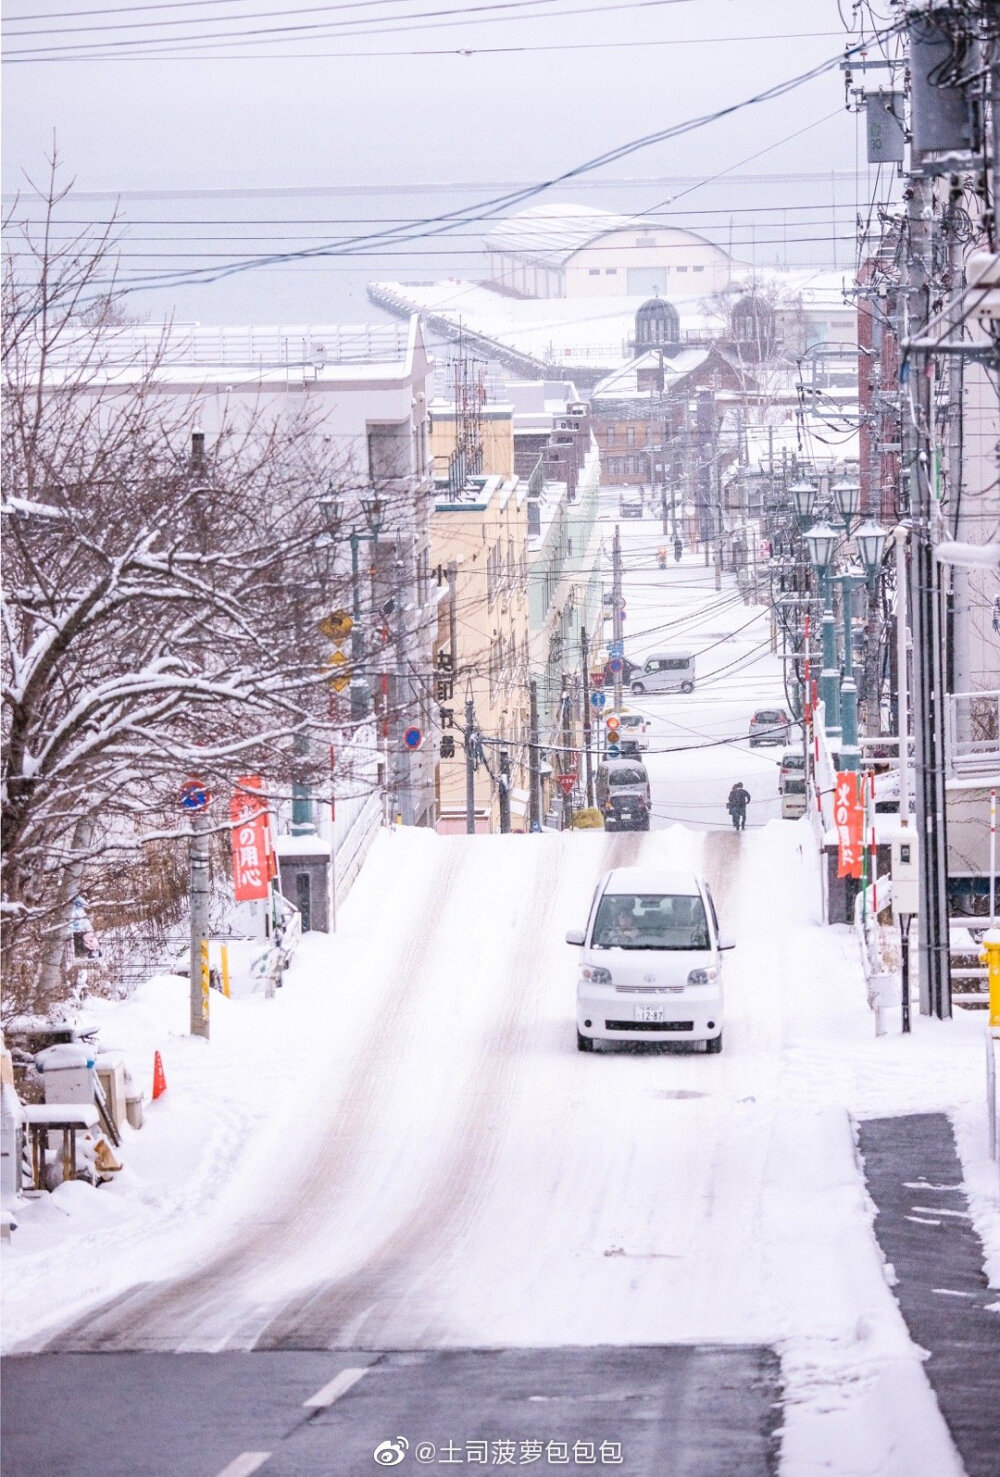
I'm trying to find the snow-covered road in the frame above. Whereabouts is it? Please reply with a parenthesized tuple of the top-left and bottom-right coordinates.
(5, 499, 995, 1476)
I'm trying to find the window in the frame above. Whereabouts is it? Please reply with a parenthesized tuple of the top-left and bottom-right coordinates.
(693, 265, 705, 274)
(626, 426, 636, 447)
(592, 893, 709, 952)
(589, 268, 601, 276)
(676, 266, 688, 274)
(605, 267, 618, 275)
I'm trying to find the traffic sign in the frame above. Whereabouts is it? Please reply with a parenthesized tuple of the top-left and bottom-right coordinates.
(609, 657, 624, 675)
(319, 609, 353, 643)
(557, 773, 576, 795)
(180, 776, 210, 811)
(609, 639, 624, 658)
(606, 743, 621, 759)
(590, 690, 606, 709)
(325, 649, 352, 692)
(402, 726, 423, 751)
(590, 670, 605, 688)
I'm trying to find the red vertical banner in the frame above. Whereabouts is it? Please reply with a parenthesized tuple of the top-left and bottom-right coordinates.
(834, 772, 864, 879)
(230, 775, 271, 901)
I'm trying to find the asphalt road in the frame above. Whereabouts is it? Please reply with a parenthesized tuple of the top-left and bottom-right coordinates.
(0, 1346, 782, 1477)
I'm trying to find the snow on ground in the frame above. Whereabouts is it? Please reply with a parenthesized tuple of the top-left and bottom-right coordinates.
(3, 495, 997, 1477)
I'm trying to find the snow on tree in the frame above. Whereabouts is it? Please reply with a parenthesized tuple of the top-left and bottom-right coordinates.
(1, 160, 378, 1019)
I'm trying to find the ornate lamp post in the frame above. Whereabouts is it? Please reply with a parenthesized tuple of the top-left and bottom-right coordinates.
(832, 476, 861, 533)
(805, 521, 841, 740)
(836, 572, 863, 772)
(790, 479, 818, 526)
(856, 519, 889, 737)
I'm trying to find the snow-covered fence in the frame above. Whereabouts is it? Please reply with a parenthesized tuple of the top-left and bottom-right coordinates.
(332, 791, 382, 906)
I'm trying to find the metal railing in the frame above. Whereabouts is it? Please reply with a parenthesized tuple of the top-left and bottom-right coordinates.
(946, 690, 1000, 776)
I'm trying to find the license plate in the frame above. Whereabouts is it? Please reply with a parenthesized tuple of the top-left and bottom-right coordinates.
(635, 1006, 665, 1022)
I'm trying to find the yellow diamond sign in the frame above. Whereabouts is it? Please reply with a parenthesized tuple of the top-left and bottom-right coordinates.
(325, 649, 352, 692)
(319, 609, 353, 644)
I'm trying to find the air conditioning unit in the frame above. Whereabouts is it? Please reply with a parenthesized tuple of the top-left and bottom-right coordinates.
(965, 250, 1000, 324)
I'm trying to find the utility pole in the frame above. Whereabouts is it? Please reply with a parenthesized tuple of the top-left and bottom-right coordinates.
(189, 802, 211, 1039)
(612, 526, 624, 713)
(904, 172, 951, 1020)
(465, 692, 476, 835)
(528, 679, 541, 831)
(581, 626, 594, 808)
(499, 748, 511, 834)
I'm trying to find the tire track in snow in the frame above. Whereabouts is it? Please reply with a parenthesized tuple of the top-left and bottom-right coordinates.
(42, 845, 466, 1353)
(254, 841, 568, 1350)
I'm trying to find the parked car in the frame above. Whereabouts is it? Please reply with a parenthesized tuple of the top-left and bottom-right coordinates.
(630, 652, 695, 696)
(565, 867, 734, 1052)
(618, 712, 650, 753)
(748, 707, 791, 746)
(619, 488, 644, 519)
(778, 747, 805, 786)
(595, 759, 651, 831)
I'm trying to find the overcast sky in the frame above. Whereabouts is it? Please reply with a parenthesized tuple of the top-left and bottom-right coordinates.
(1, 0, 901, 321)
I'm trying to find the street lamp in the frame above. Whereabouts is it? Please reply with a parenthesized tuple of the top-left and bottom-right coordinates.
(836, 571, 863, 771)
(855, 520, 888, 579)
(832, 476, 861, 532)
(805, 521, 841, 739)
(790, 480, 817, 525)
(856, 520, 889, 738)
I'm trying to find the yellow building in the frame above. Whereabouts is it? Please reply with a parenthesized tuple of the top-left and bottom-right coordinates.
(430, 475, 531, 833)
(428, 401, 515, 480)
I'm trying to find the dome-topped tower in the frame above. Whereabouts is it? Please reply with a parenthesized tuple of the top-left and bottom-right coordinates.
(634, 295, 680, 352)
(730, 294, 775, 361)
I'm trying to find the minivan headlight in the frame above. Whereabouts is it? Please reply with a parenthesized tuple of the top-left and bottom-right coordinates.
(687, 967, 718, 985)
(580, 965, 612, 985)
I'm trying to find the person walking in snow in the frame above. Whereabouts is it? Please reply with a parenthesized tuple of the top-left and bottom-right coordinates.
(727, 781, 750, 831)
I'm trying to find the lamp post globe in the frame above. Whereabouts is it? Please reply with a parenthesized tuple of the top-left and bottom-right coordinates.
(832, 477, 861, 531)
(855, 520, 888, 583)
(790, 480, 817, 525)
(804, 521, 839, 572)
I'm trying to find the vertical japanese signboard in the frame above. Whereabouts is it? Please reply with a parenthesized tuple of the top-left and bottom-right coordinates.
(835, 772, 864, 879)
(230, 775, 273, 901)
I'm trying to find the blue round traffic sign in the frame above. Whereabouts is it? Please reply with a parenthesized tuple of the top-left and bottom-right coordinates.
(590, 690, 606, 709)
(180, 777, 210, 811)
(609, 657, 623, 674)
(402, 726, 423, 751)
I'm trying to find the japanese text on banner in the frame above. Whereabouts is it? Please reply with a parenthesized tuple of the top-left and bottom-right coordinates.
(229, 775, 273, 901)
(834, 771, 864, 879)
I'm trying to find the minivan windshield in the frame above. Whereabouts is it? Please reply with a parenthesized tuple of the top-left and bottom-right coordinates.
(592, 893, 709, 950)
(608, 767, 646, 786)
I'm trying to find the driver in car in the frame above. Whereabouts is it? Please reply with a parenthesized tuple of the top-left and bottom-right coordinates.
(609, 900, 641, 945)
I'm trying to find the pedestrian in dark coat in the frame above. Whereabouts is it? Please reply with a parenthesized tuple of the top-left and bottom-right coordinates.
(726, 781, 751, 831)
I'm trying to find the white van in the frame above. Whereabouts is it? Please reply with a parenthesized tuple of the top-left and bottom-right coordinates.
(566, 867, 733, 1053)
(630, 652, 695, 695)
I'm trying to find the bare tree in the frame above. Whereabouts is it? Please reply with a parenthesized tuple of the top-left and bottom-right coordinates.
(2, 159, 364, 1020)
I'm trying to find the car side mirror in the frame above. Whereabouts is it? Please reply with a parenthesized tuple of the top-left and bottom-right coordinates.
(565, 928, 586, 947)
(718, 935, 736, 951)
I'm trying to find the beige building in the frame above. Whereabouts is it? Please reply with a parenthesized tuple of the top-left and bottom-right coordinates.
(429, 401, 515, 479)
(430, 475, 532, 833)
(484, 203, 739, 300)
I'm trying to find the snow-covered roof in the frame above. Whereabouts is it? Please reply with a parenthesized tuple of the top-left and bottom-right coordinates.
(483, 204, 629, 266)
(603, 867, 701, 896)
(590, 348, 712, 401)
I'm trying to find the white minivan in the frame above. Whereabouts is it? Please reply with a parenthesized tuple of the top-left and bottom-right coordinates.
(630, 652, 695, 695)
(566, 867, 733, 1053)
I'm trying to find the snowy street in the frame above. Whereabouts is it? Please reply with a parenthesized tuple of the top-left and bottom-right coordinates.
(3, 501, 997, 1476)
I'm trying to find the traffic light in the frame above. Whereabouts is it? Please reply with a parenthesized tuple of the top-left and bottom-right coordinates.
(605, 712, 621, 758)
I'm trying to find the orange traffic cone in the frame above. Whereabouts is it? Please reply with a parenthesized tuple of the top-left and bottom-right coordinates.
(152, 1050, 167, 1101)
